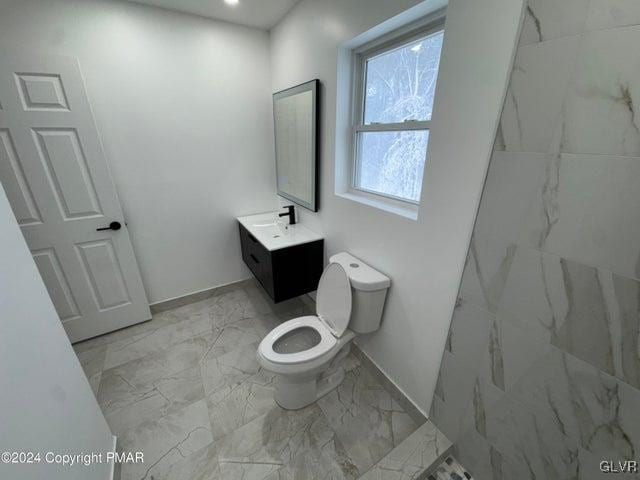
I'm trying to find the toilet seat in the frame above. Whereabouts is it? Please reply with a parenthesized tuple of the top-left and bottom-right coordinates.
(258, 316, 337, 365)
(259, 262, 353, 366)
(256, 253, 389, 410)
(315, 263, 352, 337)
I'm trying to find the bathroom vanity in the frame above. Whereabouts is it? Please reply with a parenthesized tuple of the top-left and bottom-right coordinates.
(237, 212, 323, 302)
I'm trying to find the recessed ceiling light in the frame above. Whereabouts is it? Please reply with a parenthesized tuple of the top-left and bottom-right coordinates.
(224, 0, 239, 5)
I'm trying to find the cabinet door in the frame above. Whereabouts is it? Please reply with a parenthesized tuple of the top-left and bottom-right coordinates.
(271, 240, 323, 302)
(239, 224, 274, 298)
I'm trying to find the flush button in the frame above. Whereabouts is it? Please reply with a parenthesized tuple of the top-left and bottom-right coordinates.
(350, 263, 359, 268)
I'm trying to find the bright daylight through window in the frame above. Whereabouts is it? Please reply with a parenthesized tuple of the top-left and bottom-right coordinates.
(354, 27, 444, 203)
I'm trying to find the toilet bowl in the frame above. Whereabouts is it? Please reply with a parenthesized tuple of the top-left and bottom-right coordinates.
(257, 252, 390, 410)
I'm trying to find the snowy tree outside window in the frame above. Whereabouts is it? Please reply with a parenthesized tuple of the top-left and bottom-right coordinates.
(354, 28, 444, 203)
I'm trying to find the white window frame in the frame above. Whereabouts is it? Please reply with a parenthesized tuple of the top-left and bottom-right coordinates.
(350, 18, 446, 207)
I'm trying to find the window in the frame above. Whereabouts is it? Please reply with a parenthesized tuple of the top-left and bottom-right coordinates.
(352, 23, 444, 204)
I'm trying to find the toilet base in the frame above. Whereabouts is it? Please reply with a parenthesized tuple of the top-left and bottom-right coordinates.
(273, 344, 352, 410)
(274, 366, 346, 410)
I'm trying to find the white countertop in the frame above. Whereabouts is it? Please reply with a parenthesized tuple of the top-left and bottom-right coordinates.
(237, 211, 323, 251)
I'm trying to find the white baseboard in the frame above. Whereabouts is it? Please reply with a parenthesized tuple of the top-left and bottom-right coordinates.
(149, 278, 252, 314)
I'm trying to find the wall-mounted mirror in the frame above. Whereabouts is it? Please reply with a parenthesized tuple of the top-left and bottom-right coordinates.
(273, 79, 319, 212)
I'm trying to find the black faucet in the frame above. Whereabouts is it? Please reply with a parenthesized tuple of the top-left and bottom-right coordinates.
(278, 205, 296, 225)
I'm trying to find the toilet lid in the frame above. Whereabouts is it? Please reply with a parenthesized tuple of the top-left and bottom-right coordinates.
(316, 262, 352, 337)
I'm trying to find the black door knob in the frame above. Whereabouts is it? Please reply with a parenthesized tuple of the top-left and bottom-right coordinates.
(96, 221, 122, 232)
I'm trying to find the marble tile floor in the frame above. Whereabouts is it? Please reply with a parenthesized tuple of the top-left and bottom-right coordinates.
(73, 281, 440, 480)
(360, 421, 452, 480)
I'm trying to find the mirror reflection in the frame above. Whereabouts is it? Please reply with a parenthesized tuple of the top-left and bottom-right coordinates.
(273, 79, 318, 212)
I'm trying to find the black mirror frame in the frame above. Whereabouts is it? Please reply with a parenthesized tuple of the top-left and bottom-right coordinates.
(273, 79, 320, 212)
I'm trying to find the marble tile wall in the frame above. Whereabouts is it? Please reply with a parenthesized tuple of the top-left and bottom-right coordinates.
(430, 1, 640, 478)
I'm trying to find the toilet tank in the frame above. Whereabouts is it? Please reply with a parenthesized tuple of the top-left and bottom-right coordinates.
(329, 252, 391, 333)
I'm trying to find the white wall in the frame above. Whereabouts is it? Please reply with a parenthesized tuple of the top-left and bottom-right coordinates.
(0, 0, 277, 304)
(0, 182, 114, 480)
(271, 0, 523, 413)
(0, 0, 522, 421)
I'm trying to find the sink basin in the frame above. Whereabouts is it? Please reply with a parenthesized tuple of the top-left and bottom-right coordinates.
(237, 212, 322, 251)
(251, 221, 290, 237)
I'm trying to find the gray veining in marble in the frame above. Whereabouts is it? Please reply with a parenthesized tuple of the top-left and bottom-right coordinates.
(360, 420, 452, 480)
(73, 281, 438, 480)
(98, 346, 207, 436)
(459, 234, 515, 314)
(350, 344, 427, 426)
(562, 26, 640, 157)
(520, 0, 590, 46)
(119, 399, 213, 480)
(498, 35, 581, 153)
(474, 348, 640, 479)
(318, 364, 420, 475)
(431, 1, 640, 478)
(453, 429, 507, 480)
(499, 246, 640, 390)
(103, 314, 211, 370)
(585, 0, 640, 31)
(473, 151, 549, 243)
(444, 301, 494, 369)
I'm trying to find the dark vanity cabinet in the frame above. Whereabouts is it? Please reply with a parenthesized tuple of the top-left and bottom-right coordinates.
(238, 223, 324, 303)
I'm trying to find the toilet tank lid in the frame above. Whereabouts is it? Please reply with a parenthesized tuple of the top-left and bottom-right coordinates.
(329, 252, 391, 292)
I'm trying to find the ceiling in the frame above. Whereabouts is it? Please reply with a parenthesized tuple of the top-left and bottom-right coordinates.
(129, 0, 300, 30)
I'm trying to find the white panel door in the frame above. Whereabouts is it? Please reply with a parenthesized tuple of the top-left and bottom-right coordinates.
(0, 53, 151, 342)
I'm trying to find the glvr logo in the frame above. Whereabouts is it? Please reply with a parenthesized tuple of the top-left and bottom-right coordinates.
(600, 460, 639, 473)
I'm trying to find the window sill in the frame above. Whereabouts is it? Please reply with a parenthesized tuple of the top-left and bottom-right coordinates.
(336, 189, 419, 221)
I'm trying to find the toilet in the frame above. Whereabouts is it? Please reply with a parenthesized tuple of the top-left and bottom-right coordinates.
(257, 252, 390, 409)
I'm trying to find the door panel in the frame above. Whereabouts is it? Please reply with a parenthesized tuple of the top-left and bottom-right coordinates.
(16, 73, 70, 111)
(33, 128, 102, 219)
(0, 53, 151, 342)
(76, 240, 131, 311)
(0, 129, 42, 225)
(32, 248, 81, 321)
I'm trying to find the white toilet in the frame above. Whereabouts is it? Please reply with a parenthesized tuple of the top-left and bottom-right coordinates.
(257, 252, 390, 409)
